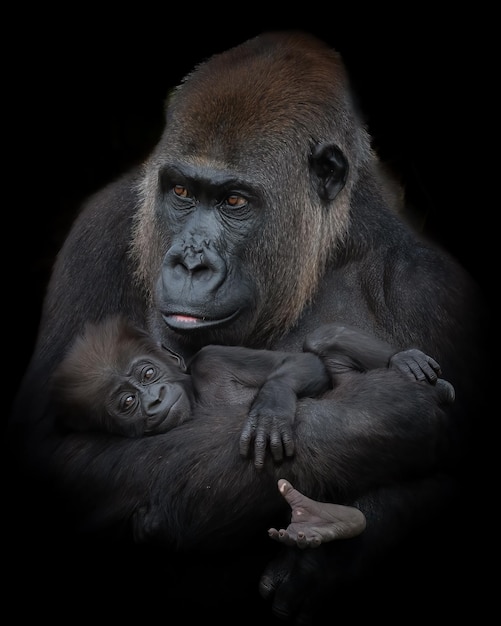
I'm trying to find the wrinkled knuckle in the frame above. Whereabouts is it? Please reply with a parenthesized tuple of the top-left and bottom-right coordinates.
(269, 436, 282, 452)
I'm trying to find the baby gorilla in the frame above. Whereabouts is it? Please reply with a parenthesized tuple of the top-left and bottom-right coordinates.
(51, 315, 332, 438)
(51, 315, 454, 548)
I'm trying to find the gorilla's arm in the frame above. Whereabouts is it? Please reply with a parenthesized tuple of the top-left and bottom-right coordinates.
(243, 323, 453, 468)
(26, 171, 148, 368)
(303, 323, 446, 384)
(191, 344, 330, 468)
(190, 344, 330, 407)
(14, 364, 449, 549)
(190, 333, 452, 471)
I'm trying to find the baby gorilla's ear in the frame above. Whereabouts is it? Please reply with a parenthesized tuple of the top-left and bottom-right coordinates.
(162, 345, 187, 372)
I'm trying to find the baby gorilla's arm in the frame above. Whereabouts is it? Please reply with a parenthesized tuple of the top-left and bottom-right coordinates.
(268, 479, 367, 549)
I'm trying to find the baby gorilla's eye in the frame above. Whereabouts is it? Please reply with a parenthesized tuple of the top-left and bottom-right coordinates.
(141, 365, 157, 383)
(121, 394, 136, 411)
(117, 387, 141, 414)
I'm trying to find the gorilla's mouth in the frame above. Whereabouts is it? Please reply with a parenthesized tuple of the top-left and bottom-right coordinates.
(162, 309, 241, 332)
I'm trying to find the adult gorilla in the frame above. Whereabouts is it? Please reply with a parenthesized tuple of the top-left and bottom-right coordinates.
(8, 31, 490, 623)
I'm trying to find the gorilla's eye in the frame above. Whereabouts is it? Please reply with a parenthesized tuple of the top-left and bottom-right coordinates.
(173, 185, 189, 198)
(226, 194, 247, 208)
(122, 394, 136, 410)
(141, 365, 156, 382)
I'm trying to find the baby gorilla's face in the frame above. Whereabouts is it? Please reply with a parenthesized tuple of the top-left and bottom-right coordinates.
(103, 352, 193, 437)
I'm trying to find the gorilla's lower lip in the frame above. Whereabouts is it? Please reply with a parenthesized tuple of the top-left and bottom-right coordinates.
(162, 309, 241, 332)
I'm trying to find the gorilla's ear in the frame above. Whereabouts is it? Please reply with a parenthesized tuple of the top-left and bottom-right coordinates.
(163, 345, 187, 372)
(310, 143, 349, 203)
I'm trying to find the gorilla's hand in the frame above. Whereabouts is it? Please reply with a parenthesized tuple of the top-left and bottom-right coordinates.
(268, 479, 367, 548)
(390, 349, 455, 403)
(389, 348, 442, 382)
(239, 382, 296, 469)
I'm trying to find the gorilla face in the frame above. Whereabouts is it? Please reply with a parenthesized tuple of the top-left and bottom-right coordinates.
(133, 33, 354, 349)
(51, 315, 193, 437)
(153, 161, 263, 341)
(99, 350, 193, 437)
